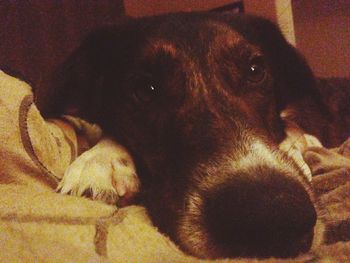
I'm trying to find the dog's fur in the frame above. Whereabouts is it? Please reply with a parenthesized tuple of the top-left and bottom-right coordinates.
(38, 12, 350, 259)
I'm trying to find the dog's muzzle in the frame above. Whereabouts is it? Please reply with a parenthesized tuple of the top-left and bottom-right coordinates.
(203, 166, 316, 258)
(177, 141, 317, 259)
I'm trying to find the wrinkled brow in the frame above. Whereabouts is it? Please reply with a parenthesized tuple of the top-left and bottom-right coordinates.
(145, 39, 179, 58)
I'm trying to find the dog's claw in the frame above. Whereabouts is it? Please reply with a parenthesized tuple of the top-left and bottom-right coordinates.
(116, 185, 126, 197)
(57, 138, 140, 206)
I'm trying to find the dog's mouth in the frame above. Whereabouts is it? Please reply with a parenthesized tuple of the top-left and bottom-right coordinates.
(144, 139, 318, 259)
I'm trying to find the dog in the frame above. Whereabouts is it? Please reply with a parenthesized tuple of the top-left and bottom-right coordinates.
(38, 12, 350, 259)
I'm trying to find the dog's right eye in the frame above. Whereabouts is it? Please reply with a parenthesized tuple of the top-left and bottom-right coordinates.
(247, 56, 266, 84)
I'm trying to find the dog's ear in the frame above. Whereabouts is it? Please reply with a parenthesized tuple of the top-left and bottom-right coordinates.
(225, 14, 320, 111)
(38, 17, 134, 120)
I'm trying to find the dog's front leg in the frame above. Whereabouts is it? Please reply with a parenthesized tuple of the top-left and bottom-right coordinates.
(57, 137, 140, 206)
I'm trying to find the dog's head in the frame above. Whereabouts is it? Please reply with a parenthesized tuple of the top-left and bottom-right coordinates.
(43, 12, 319, 259)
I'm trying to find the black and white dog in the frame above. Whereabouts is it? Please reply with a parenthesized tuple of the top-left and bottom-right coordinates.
(39, 12, 350, 259)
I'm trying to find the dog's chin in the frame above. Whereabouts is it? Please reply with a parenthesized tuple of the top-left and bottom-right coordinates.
(176, 210, 324, 260)
(177, 227, 316, 260)
(171, 146, 319, 259)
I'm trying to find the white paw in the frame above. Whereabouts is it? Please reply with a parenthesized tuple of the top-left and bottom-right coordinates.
(279, 133, 313, 181)
(57, 138, 140, 205)
(304, 134, 323, 148)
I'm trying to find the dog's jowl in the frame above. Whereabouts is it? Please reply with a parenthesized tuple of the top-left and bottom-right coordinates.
(39, 12, 350, 259)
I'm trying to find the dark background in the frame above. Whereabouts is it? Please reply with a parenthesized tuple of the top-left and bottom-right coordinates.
(0, 1, 124, 91)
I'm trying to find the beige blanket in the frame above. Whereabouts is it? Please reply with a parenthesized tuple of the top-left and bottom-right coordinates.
(1, 71, 349, 262)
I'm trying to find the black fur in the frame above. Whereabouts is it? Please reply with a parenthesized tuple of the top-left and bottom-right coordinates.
(37, 12, 349, 259)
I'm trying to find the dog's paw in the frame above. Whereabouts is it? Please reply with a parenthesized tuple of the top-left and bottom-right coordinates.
(57, 138, 140, 206)
(279, 132, 322, 181)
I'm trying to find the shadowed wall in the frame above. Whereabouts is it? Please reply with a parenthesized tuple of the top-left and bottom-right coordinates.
(0, 1, 124, 91)
(293, 0, 350, 77)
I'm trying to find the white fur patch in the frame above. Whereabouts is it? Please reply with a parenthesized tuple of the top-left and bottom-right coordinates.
(235, 140, 280, 169)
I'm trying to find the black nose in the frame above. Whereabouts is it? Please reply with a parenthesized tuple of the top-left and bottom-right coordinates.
(203, 166, 316, 258)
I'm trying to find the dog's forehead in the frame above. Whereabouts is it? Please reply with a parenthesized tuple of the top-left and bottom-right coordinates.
(139, 16, 248, 57)
(201, 20, 244, 46)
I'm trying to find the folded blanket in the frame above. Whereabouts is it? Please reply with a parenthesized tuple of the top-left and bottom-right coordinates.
(1, 70, 350, 262)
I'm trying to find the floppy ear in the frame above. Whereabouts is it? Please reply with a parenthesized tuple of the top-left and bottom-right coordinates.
(225, 14, 321, 111)
(38, 39, 94, 118)
(38, 18, 134, 121)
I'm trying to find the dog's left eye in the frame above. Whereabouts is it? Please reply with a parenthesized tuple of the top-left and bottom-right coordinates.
(247, 57, 266, 83)
(132, 83, 158, 104)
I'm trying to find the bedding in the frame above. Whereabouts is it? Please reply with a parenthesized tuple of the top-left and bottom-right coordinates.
(0, 70, 350, 262)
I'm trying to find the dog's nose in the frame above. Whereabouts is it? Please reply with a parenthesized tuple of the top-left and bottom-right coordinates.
(203, 166, 316, 258)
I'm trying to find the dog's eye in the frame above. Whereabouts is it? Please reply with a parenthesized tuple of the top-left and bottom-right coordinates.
(132, 83, 158, 103)
(247, 57, 266, 83)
